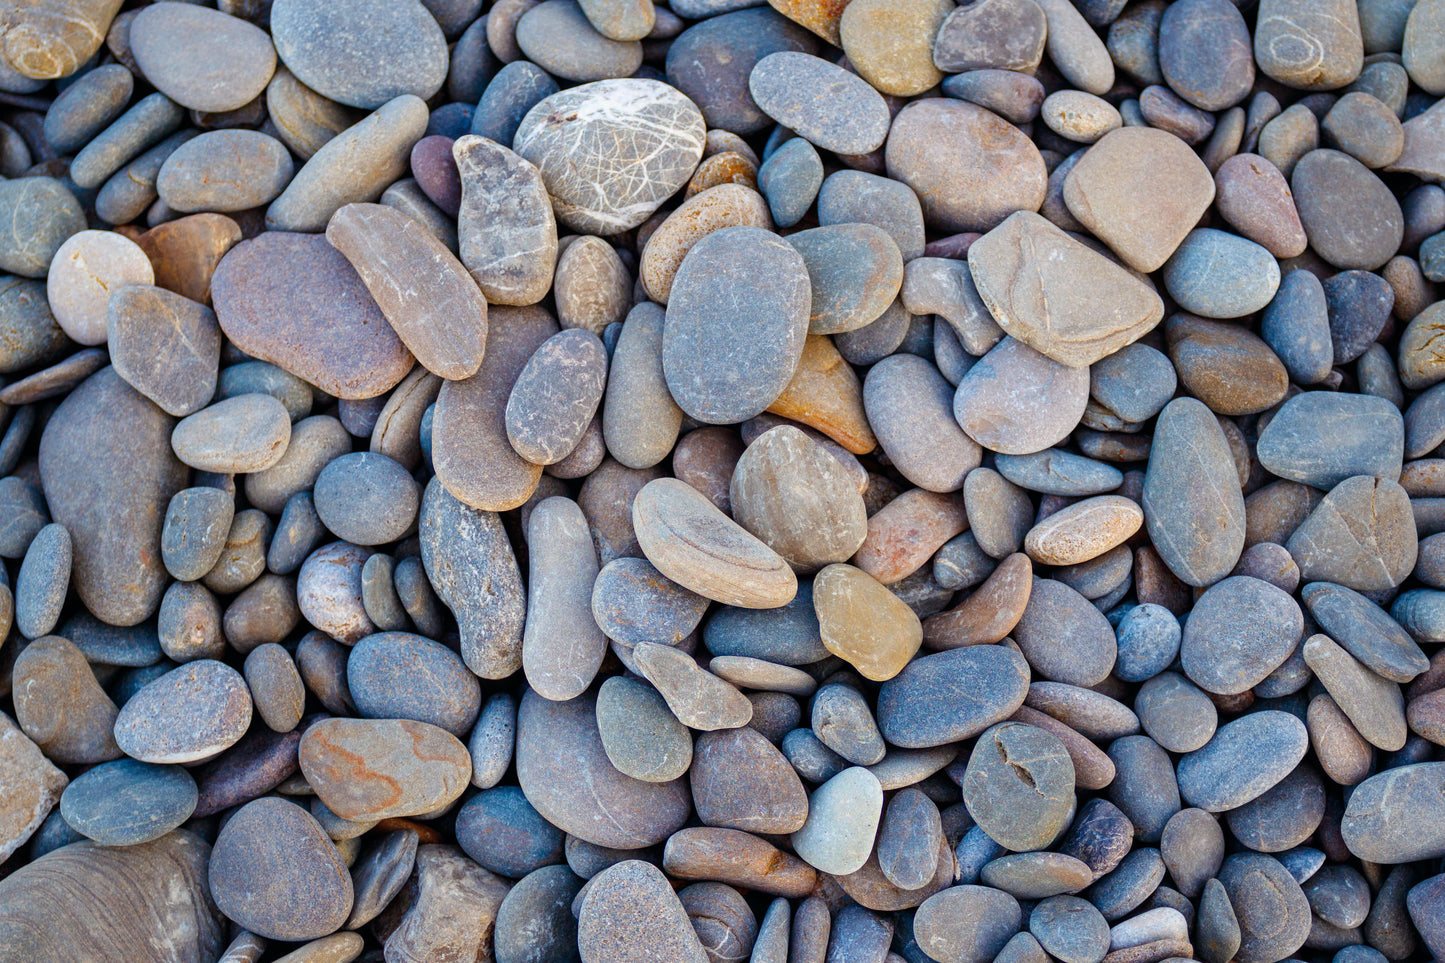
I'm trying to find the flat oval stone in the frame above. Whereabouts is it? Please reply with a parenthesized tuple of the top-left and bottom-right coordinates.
(839, 0, 950, 95)
(325, 202, 488, 380)
(789, 223, 902, 335)
(602, 303, 684, 470)
(913, 885, 1023, 963)
(0, 832, 225, 960)
(0, 177, 86, 278)
(1340, 763, 1445, 862)
(113, 659, 252, 764)
(524, 496, 607, 701)
(1014, 577, 1117, 686)
(595, 675, 693, 783)
(517, 689, 690, 848)
(1292, 149, 1402, 271)
(264, 67, 355, 161)
(953, 337, 1090, 456)
(171, 394, 291, 474)
(210, 796, 353, 942)
(131, 2, 275, 112)
(692, 726, 808, 833)
(933, 0, 1046, 72)
(454, 134, 558, 307)
(455, 787, 564, 878)
(432, 307, 557, 513)
(299, 717, 470, 820)
(37, 367, 180, 621)
(633, 642, 753, 730)
(591, 556, 706, 647)
(1141, 398, 1246, 587)
(1254, 0, 1364, 90)
(59, 758, 196, 846)
(505, 329, 607, 465)
(1302, 581, 1427, 683)
(877, 644, 1030, 748)
(578, 860, 708, 963)
(641, 186, 773, 307)
(791, 766, 884, 875)
(1031, 896, 1110, 963)
(1162, 229, 1281, 319)
(729, 426, 867, 572)
(156, 129, 293, 213)
(313, 452, 420, 546)
(1257, 392, 1403, 489)
(1025, 496, 1143, 566)
(270, 0, 446, 109)
(813, 563, 922, 681)
(662, 226, 808, 425)
(634, 477, 796, 608)
(347, 631, 480, 736)
(554, 235, 630, 333)
(515, 0, 643, 82)
(514, 79, 705, 235)
(888, 101, 1046, 234)
(48, 230, 155, 348)
(749, 52, 889, 155)
(1215, 154, 1309, 259)
(1176, 711, 1309, 812)
(1180, 576, 1304, 695)
(865, 354, 981, 492)
(213, 232, 414, 400)
(963, 722, 1075, 850)
(1157, 0, 1253, 110)
(0, 276, 69, 375)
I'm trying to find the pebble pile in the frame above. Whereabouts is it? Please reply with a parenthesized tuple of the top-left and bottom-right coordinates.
(0, 0, 1440, 962)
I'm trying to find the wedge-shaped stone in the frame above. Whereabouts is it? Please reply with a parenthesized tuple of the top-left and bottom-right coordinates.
(454, 135, 557, 306)
(968, 210, 1165, 367)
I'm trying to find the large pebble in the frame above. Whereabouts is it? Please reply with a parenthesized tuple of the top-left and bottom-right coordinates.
(525, 496, 607, 700)
(113, 659, 252, 764)
(963, 722, 1075, 851)
(814, 563, 922, 681)
(0, 177, 85, 278)
(514, 79, 705, 235)
(578, 860, 708, 963)
(1340, 763, 1445, 862)
(1287, 475, 1417, 591)
(1180, 576, 1304, 695)
(791, 766, 883, 875)
(865, 354, 981, 492)
(270, 0, 447, 109)
(1176, 711, 1309, 812)
(1162, 229, 1281, 319)
(877, 644, 1030, 748)
(299, 717, 470, 820)
(953, 337, 1090, 456)
(887, 101, 1046, 234)
(1292, 149, 1402, 271)
(171, 394, 291, 474)
(454, 134, 557, 307)
(130, 2, 274, 112)
(748, 52, 890, 155)
(663, 226, 809, 425)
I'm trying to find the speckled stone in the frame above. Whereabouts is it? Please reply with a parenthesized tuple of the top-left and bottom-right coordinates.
(515, 0, 642, 81)
(913, 885, 1023, 963)
(0, 177, 85, 278)
(791, 766, 883, 875)
(522, 496, 606, 700)
(933, 0, 1047, 72)
(1163, 229, 1281, 320)
(888, 101, 1046, 234)
(865, 354, 981, 492)
(1180, 576, 1303, 695)
(171, 394, 291, 474)
(578, 860, 708, 963)
(108, 285, 222, 418)
(953, 337, 1090, 456)
(453, 134, 557, 307)
(692, 726, 808, 833)
(113, 659, 252, 764)
(514, 79, 705, 235)
(209, 796, 353, 942)
(748, 52, 889, 155)
(1287, 475, 1417, 591)
(1176, 711, 1309, 812)
(963, 722, 1076, 850)
(12, 634, 120, 764)
(325, 202, 488, 381)
(270, 0, 446, 109)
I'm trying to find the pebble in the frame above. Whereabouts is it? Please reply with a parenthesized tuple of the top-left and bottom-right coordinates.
(1136, 672, 1217, 753)
(1163, 229, 1281, 319)
(749, 53, 889, 156)
(325, 202, 488, 380)
(791, 766, 883, 875)
(1180, 575, 1303, 694)
(1217, 852, 1312, 963)
(348, 631, 480, 736)
(506, 329, 607, 465)
(913, 885, 1023, 963)
(383, 844, 510, 962)
(298, 717, 470, 820)
(313, 452, 420, 546)
(113, 659, 252, 764)
(953, 337, 1090, 455)
(933, 0, 1046, 72)
(270, 0, 446, 109)
(1140, 397, 1246, 587)
(1031, 896, 1111, 963)
(453, 134, 557, 307)
(1158, 0, 1254, 111)
(1287, 475, 1418, 591)
(578, 860, 708, 963)
(514, 79, 705, 235)
(12, 634, 120, 764)
(692, 726, 808, 833)
(1176, 711, 1310, 812)
(209, 796, 354, 941)
(108, 285, 222, 418)
(47, 230, 155, 347)
(1254, 0, 1364, 90)
(171, 394, 291, 474)
(516, 0, 643, 81)
(1292, 149, 1403, 271)
(888, 101, 1045, 234)
(964, 721, 1076, 850)
(58, 757, 196, 846)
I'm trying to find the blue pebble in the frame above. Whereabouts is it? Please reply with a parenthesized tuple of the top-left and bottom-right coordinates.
(473, 62, 559, 148)
(455, 786, 565, 878)
(757, 136, 823, 228)
(1114, 603, 1182, 682)
(956, 825, 1006, 884)
(60, 758, 198, 846)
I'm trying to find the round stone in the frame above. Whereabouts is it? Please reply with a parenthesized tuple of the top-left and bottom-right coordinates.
(130, 2, 276, 112)
(839, 0, 952, 96)
(1217, 853, 1312, 963)
(515, 0, 643, 82)
(47, 230, 155, 346)
(347, 631, 481, 736)
(1136, 672, 1217, 753)
(12, 635, 120, 765)
(1291, 149, 1403, 271)
(692, 726, 808, 834)
(495, 865, 583, 963)
(58, 758, 196, 846)
(814, 563, 922, 681)
(209, 796, 354, 942)
(455, 787, 565, 878)
(1157, 0, 1254, 111)
(270, 0, 447, 109)
(113, 659, 252, 764)
(157, 130, 295, 213)
(963, 722, 1076, 851)
(1340, 763, 1445, 863)
(1013, 577, 1117, 686)
(506, 329, 608, 465)
(865, 354, 981, 492)
(1162, 229, 1281, 319)
(313, 452, 421, 546)
(171, 394, 291, 474)
(1180, 576, 1304, 695)
(953, 337, 1090, 456)
(913, 885, 1023, 963)
(791, 766, 884, 875)
(578, 860, 708, 963)
(514, 79, 705, 235)
(1030, 896, 1111, 963)
(932, 0, 1047, 72)
(596, 675, 694, 783)
(0, 177, 86, 278)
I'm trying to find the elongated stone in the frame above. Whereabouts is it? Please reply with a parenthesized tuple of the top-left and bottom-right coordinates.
(814, 563, 922, 681)
(299, 718, 470, 820)
(524, 496, 606, 701)
(634, 477, 796, 608)
(454, 134, 557, 306)
(325, 203, 487, 380)
(877, 644, 1031, 748)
